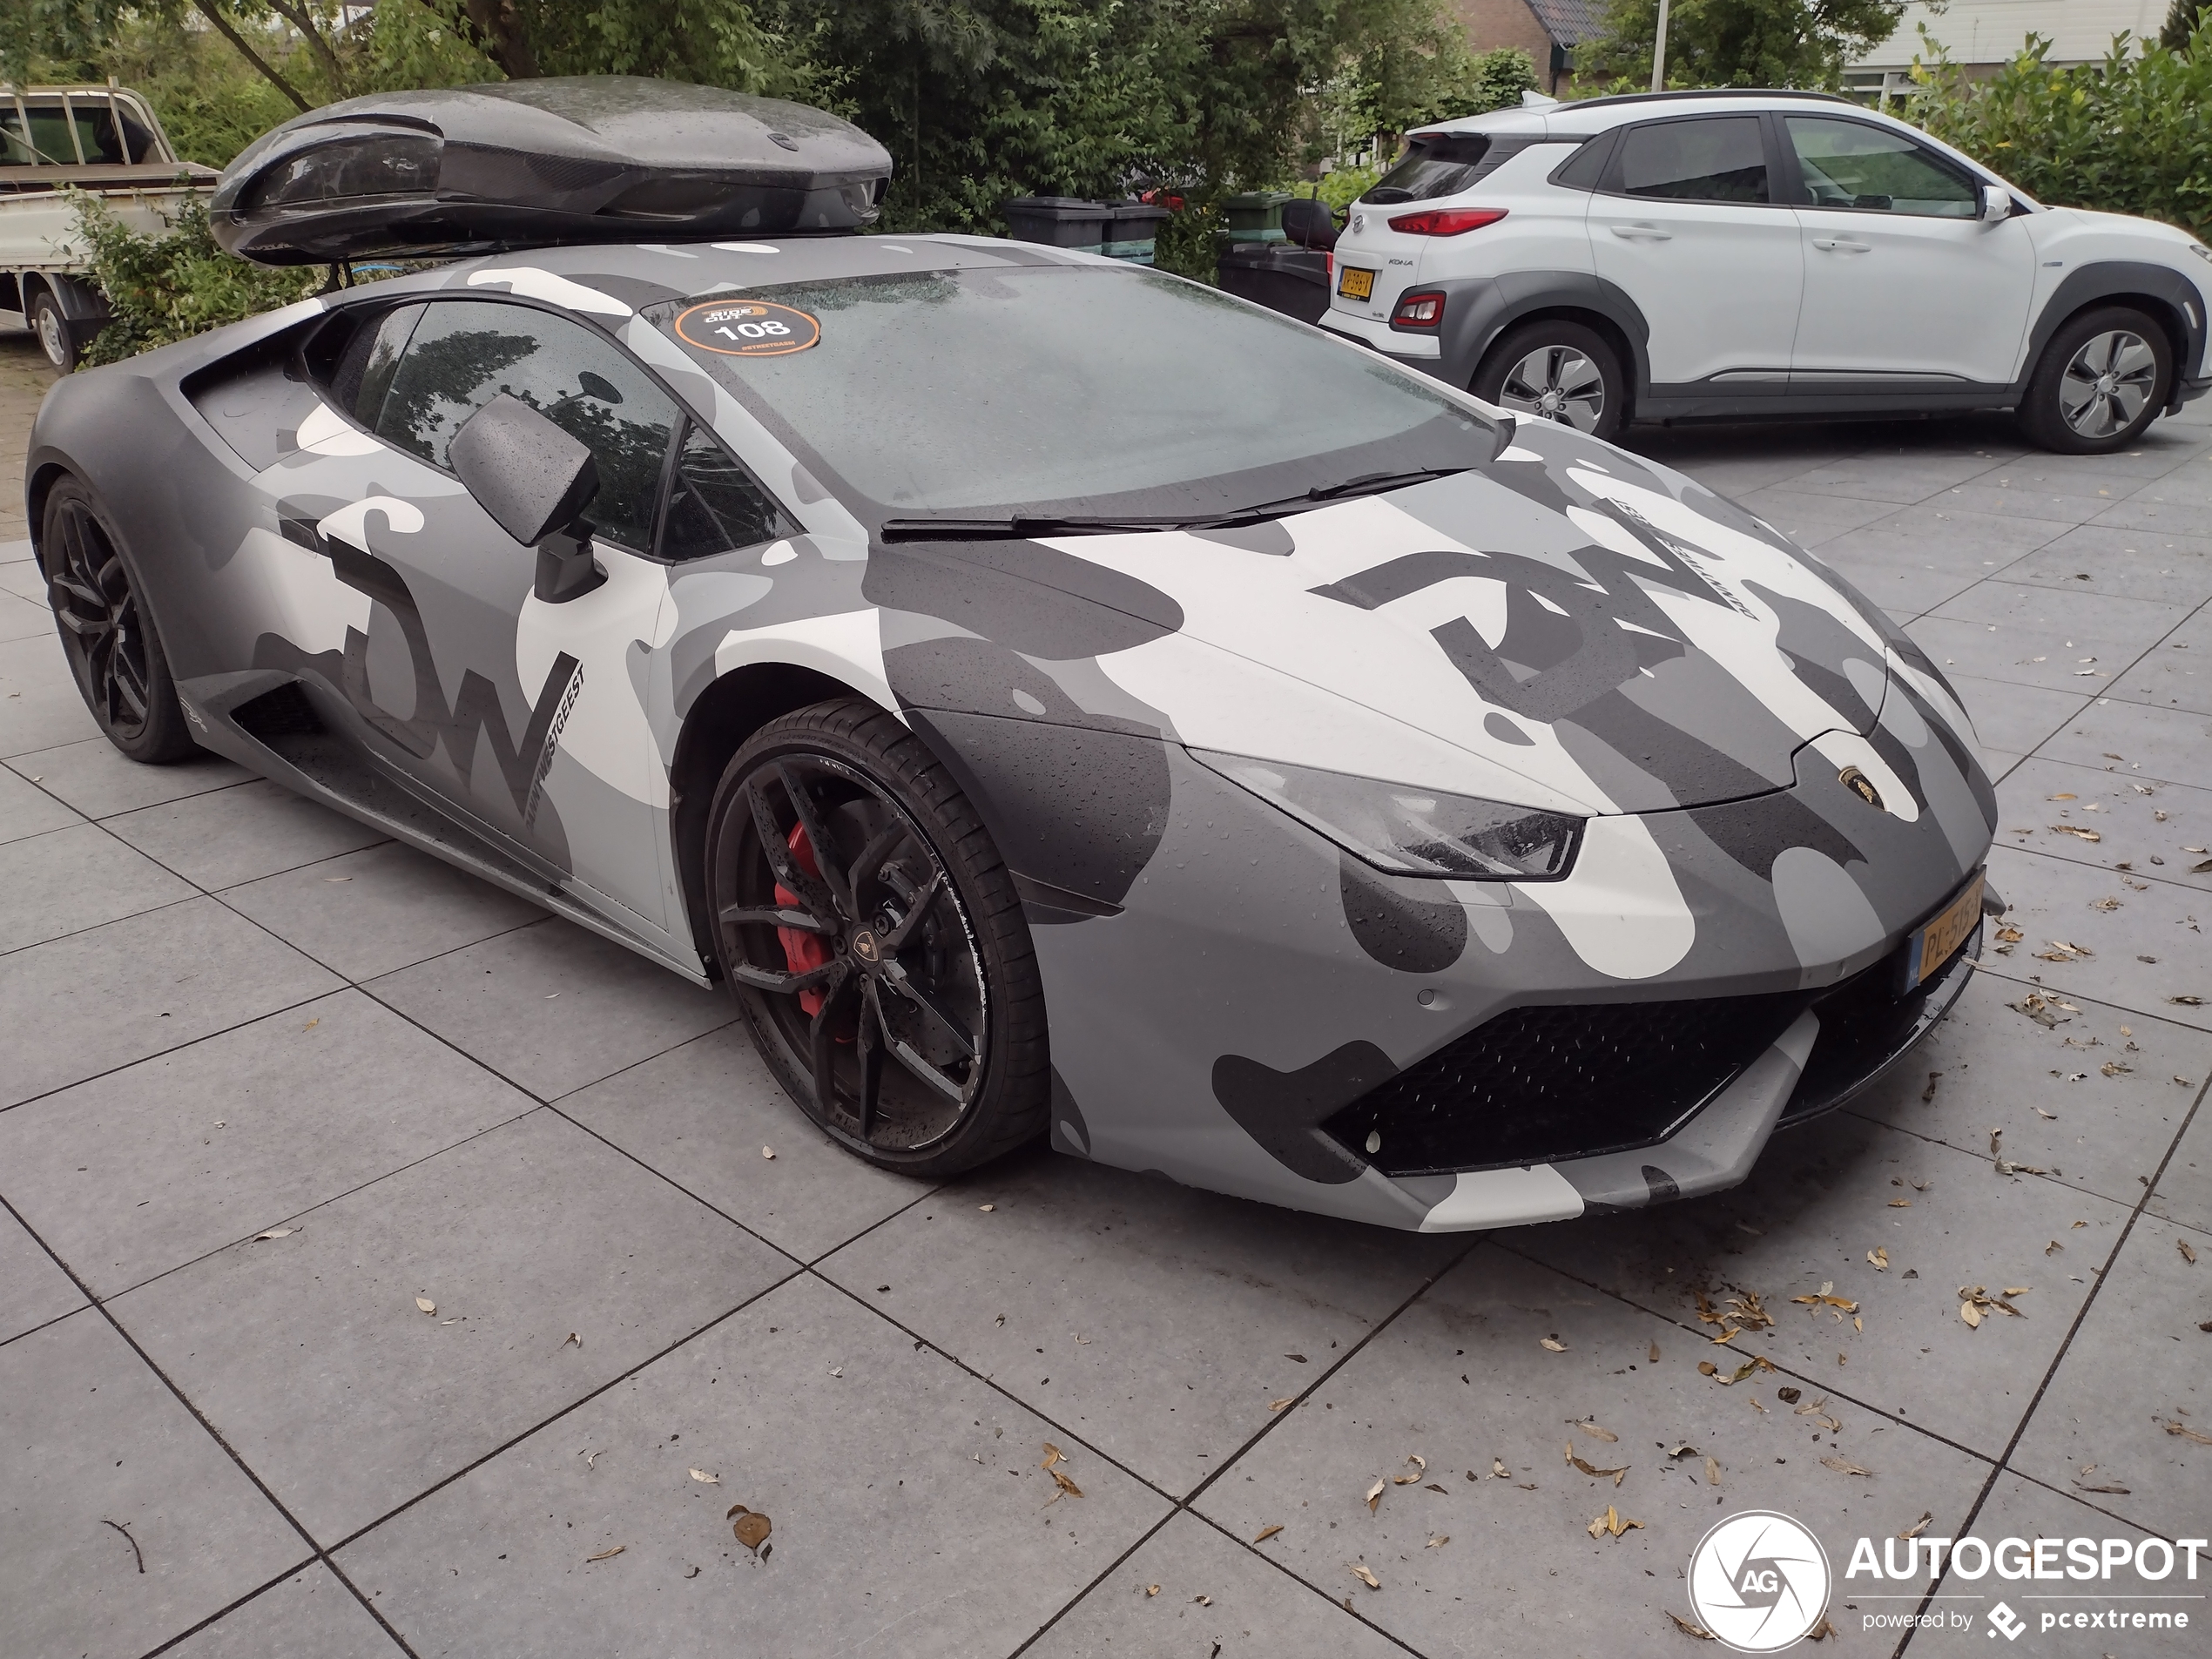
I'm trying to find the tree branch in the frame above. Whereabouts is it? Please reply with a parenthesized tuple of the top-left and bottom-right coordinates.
(265, 0, 349, 98)
(191, 1, 313, 112)
(461, 0, 539, 79)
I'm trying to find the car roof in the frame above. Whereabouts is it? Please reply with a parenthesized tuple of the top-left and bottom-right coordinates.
(339, 233, 1120, 314)
(1409, 87, 1865, 144)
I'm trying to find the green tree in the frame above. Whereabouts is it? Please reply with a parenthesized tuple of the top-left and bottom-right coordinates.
(1576, 0, 1907, 91)
(2162, 0, 2208, 51)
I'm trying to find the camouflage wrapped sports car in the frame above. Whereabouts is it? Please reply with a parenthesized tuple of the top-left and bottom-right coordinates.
(25, 208, 1996, 1232)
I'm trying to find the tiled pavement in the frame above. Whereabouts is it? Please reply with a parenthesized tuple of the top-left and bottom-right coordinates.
(3, 326, 2209, 1656)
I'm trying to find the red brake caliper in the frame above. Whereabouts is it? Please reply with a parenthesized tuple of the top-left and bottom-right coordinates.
(774, 822, 833, 1015)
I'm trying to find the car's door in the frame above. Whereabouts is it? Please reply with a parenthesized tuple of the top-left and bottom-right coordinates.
(313, 294, 687, 928)
(1586, 114, 1804, 387)
(1782, 114, 2036, 387)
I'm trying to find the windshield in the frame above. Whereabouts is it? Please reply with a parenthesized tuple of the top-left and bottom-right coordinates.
(651, 266, 1495, 523)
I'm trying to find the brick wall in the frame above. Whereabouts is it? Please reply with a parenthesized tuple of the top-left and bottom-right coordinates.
(1445, 0, 1566, 90)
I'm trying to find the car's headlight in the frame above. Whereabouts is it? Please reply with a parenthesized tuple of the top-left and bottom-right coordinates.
(1189, 749, 1581, 880)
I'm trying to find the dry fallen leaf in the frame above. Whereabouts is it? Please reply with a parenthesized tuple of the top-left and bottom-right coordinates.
(1566, 1441, 1629, 1486)
(1424, 1532, 1450, 1550)
(1649, 1340, 1662, 1363)
(1703, 1456, 1721, 1487)
(979, 1203, 995, 1211)
(1868, 1246, 1889, 1271)
(760, 1146, 775, 1159)
(1667, 1610, 1716, 1639)
(1697, 1360, 1718, 1377)
(1254, 1524, 1284, 1543)
(1364, 1476, 1386, 1514)
(415, 1297, 435, 1315)
(1391, 1453, 1427, 1485)
(2164, 1420, 2212, 1447)
(689, 1468, 719, 1485)
(1961, 1300, 1982, 1328)
(1146, 1584, 1160, 1597)
(253, 1227, 293, 1241)
(732, 1507, 772, 1550)
(1900, 1511, 1932, 1540)
(1820, 1454, 1873, 1477)
(1492, 1458, 1512, 1480)
(1887, 1198, 1911, 1208)
(1573, 1420, 1620, 1443)
(1776, 1386, 1801, 1405)
(563, 1332, 580, 1349)
(1351, 1563, 1380, 1589)
(1587, 1505, 1643, 1539)
(1807, 1615, 1839, 1641)
(1268, 1397, 1296, 1412)
(2181, 1238, 2199, 1265)
(1539, 1336, 1567, 1352)
(585, 1545, 625, 1562)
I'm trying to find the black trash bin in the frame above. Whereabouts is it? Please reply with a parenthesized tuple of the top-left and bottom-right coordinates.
(1217, 243, 1332, 325)
(1004, 197, 1173, 264)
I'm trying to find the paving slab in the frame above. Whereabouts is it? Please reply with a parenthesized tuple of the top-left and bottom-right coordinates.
(816, 1152, 1467, 1498)
(556, 1023, 929, 1262)
(368, 920, 732, 1100)
(2144, 1084, 2212, 1238)
(1846, 973, 2210, 1220)
(1025, 1510, 1405, 1659)
(1811, 524, 2011, 618)
(0, 1202, 84, 1345)
(0, 821, 196, 955)
(0, 758, 78, 845)
(0, 556, 48, 600)
(2006, 524, 2212, 608)
(1979, 847, 2209, 1033)
(0, 587, 51, 643)
(7, 734, 254, 819)
(0, 990, 537, 1298)
(1993, 756, 2212, 893)
(107, 1109, 792, 1546)
(0, 1310, 308, 1659)
(1780, 448, 2008, 506)
(2006, 1214, 2212, 1548)
(105, 777, 389, 891)
(222, 840, 548, 981)
(2101, 605, 2210, 716)
(1913, 582, 2187, 697)
(1858, 502, 2074, 563)
(0, 629, 100, 757)
(1897, 1473, 2206, 1658)
(1940, 675, 2095, 759)
(1507, 1108, 2133, 1461)
(0, 895, 342, 1110)
(1192, 1241, 1993, 1657)
(2036, 698, 2212, 791)
(164, 1565, 399, 1659)
(1939, 467, 2148, 525)
(1729, 485, 1902, 548)
(334, 1272, 1171, 1659)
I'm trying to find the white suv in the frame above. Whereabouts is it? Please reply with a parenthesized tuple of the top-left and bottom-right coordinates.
(1316, 89, 2212, 453)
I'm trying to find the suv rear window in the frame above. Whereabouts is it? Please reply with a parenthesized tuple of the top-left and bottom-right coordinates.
(1362, 134, 1494, 204)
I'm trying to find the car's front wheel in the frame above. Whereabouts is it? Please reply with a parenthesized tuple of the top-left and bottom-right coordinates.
(703, 698, 1049, 1177)
(1474, 319, 1625, 441)
(42, 478, 198, 763)
(2018, 306, 2172, 454)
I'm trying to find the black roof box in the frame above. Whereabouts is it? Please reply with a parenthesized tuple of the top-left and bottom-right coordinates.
(211, 76, 893, 265)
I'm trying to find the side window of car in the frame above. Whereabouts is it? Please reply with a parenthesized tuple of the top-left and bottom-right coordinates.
(1785, 118, 1978, 217)
(658, 420, 795, 560)
(332, 303, 423, 426)
(1610, 117, 1768, 205)
(369, 299, 682, 551)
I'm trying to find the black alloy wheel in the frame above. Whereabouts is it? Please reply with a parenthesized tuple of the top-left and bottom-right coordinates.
(42, 479, 197, 763)
(704, 699, 1049, 1176)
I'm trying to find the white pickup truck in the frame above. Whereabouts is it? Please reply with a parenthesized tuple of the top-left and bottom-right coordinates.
(2, 83, 219, 370)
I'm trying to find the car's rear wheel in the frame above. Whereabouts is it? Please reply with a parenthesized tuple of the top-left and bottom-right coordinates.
(42, 479, 198, 763)
(704, 698, 1049, 1177)
(29, 291, 80, 373)
(2019, 306, 2171, 454)
(1474, 319, 1625, 441)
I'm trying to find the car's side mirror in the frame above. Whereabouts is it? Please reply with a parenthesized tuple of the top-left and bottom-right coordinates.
(1980, 185, 2012, 223)
(1281, 197, 1339, 251)
(448, 394, 605, 603)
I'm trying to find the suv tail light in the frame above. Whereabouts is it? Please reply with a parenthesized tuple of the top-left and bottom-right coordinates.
(1386, 206, 1507, 236)
(1391, 291, 1446, 328)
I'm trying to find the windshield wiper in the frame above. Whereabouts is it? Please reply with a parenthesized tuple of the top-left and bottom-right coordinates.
(879, 514, 1191, 542)
(1193, 466, 1477, 528)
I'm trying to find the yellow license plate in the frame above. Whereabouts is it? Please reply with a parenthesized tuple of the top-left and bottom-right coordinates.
(1904, 867, 1985, 989)
(1336, 266, 1375, 300)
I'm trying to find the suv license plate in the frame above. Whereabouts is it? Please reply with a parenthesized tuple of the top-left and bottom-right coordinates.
(1899, 867, 1985, 992)
(1336, 266, 1375, 300)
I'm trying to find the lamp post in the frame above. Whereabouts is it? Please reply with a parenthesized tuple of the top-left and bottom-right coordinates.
(1651, 0, 1672, 91)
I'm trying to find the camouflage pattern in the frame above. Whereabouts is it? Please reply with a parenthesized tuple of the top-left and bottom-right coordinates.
(24, 237, 1996, 1231)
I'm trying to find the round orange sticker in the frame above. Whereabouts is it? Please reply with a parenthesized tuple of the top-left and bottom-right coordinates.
(672, 300, 819, 356)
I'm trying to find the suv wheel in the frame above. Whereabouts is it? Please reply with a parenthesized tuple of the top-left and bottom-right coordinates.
(703, 698, 1049, 1177)
(2019, 306, 2170, 454)
(1474, 320, 1625, 441)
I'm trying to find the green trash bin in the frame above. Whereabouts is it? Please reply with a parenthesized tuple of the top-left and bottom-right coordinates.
(1220, 189, 1295, 246)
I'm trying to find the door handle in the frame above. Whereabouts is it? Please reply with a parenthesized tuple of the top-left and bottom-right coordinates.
(1609, 224, 1672, 240)
(1811, 237, 1871, 253)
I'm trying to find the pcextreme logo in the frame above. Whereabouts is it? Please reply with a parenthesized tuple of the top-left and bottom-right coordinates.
(1684, 1512, 2209, 1649)
(1688, 1511, 1832, 1652)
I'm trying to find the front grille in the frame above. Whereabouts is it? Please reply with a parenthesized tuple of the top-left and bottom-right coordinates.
(1325, 993, 1806, 1177)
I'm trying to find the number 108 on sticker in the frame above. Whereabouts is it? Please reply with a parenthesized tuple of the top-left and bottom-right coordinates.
(672, 300, 820, 356)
